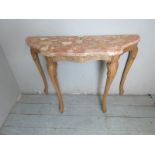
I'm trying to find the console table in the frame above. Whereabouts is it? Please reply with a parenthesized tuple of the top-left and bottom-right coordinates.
(26, 35, 140, 113)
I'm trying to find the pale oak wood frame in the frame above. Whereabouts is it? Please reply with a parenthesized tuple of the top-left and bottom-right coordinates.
(102, 55, 120, 112)
(30, 44, 138, 113)
(102, 45, 138, 112)
(45, 57, 64, 113)
(30, 48, 48, 94)
(119, 45, 138, 96)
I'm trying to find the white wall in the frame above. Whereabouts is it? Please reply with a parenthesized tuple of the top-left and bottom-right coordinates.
(0, 19, 155, 95)
(0, 47, 19, 128)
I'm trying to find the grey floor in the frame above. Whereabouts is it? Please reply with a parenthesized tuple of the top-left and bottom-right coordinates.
(0, 94, 155, 135)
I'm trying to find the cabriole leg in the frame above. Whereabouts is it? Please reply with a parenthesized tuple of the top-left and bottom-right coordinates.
(30, 48, 48, 94)
(46, 57, 64, 113)
(102, 56, 120, 112)
(119, 46, 138, 95)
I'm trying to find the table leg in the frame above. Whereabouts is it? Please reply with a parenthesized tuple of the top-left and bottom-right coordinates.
(119, 45, 138, 95)
(102, 56, 120, 112)
(30, 48, 48, 94)
(46, 57, 64, 113)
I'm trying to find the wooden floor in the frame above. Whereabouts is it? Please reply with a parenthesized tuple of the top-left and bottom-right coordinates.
(0, 94, 155, 135)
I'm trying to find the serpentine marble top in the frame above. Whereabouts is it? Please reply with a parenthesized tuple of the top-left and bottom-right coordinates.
(26, 35, 140, 57)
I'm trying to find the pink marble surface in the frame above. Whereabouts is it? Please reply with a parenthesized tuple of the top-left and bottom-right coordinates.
(26, 35, 140, 57)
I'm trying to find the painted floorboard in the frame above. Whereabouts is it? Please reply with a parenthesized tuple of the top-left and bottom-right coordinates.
(19, 94, 154, 106)
(2, 114, 155, 134)
(1, 126, 155, 135)
(10, 102, 155, 117)
(1, 95, 155, 135)
(0, 127, 106, 135)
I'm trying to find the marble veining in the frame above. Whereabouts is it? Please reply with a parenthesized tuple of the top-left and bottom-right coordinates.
(26, 35, 140, 57)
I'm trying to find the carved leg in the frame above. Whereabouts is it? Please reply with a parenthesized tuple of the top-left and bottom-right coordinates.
(102, 56, 119, 112)
(119, 45, 138, 95)
(46, 57, 64, 113)
(30, 48, 48, 94)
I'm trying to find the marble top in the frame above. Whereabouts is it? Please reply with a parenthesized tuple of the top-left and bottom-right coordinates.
(26, 35, 140, 57)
